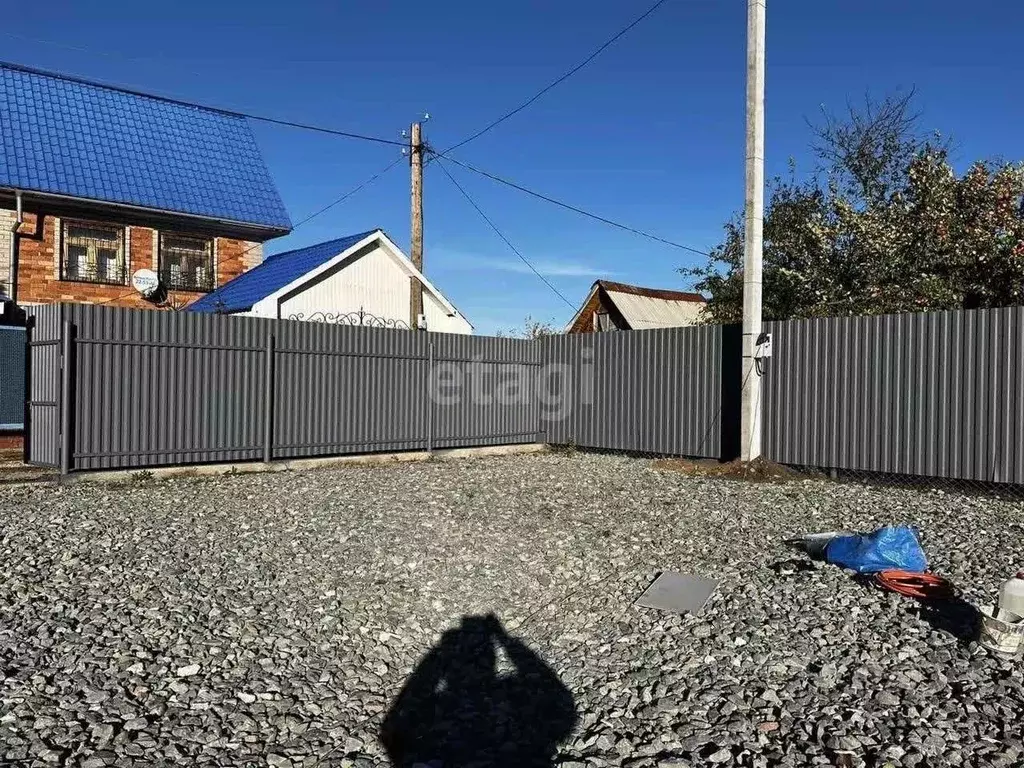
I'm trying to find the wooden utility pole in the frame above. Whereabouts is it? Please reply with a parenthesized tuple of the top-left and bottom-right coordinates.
(409, 121, 424, 329)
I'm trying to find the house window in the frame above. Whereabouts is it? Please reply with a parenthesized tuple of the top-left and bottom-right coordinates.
(61, 222, 126, 285)
(159, 234, 215, 292)
(594, 311, 616, 331)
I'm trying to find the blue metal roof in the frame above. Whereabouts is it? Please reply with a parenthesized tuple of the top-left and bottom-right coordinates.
(0, 63, 291, 232)
(188, 230, 379, 313)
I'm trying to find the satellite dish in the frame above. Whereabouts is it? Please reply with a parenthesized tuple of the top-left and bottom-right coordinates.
(132, 268, 161, 299)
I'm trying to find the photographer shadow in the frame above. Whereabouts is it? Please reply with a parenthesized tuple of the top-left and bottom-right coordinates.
(380, 614, 577, 768)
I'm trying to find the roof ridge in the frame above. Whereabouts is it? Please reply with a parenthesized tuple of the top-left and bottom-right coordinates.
(597, 279, 705, 302)
(0, 60, 242, 120)
(263, 229, 382, 262)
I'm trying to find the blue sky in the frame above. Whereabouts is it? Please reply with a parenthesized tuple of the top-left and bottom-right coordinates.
(5, 1, 1022, 334)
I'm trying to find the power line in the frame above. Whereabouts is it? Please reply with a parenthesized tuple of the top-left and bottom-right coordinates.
(215, 154, 406, 270)
(284, 157, 406, 233)
(440, 0, 672, 156)
(434, 154, 711, 257)
(1, 31, 211, 79)
(0, 60, 407, 148)
(434, 161, 576, 310)
(243, 115, 404, 147)
(92, 156, 405, 307)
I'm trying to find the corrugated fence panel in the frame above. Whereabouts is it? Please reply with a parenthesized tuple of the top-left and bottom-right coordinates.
(764, 307, 1024, 484)
(272, 319, 430, 459)
(539, 325, 728, 458)
(0, 325, 26, 430)
(430, 333, 540, 449)
(26, 304, 63, 467)
(65, 305, 268, 470)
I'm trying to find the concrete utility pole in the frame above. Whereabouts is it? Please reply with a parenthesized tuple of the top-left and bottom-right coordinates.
(409, 121, 424, 329)
(740, 0, 766, 462)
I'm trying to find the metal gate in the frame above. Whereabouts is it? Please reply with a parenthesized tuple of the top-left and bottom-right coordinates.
(24, 303, 543, 474)
(25, 306, 64, 468)
(0, 324, 26, 431)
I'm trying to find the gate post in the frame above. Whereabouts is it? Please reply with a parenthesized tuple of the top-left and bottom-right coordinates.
(426, 340, 433, 453)
(59, 319, 75, 475)
(22, 320, 32, 463)
(263, 333, 274, 463)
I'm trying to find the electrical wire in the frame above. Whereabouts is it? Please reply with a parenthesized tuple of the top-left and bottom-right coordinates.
(90, 156, 405, 308)
(1, 31, 211, 79)
(241, 114, 405, 147)
(434, 154, 711, 257)
(276, 157, 406, 235)
(209, 155, 406, 270)
(0, 60, 407, 147)
(439, 0, 673, 156)
(434, 160, 576, 310)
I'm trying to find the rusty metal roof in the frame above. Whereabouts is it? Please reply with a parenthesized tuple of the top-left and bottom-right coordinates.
(565, 280, 706, 331)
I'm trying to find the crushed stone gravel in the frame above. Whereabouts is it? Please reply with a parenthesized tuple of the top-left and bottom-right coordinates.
(1, 452, 1023, 767)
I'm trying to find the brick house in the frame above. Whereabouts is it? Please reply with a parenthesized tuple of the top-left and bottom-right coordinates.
(0, 63, 291, 317)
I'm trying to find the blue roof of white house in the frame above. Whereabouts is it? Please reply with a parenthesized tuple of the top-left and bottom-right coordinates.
(188, 230, 379, 314)
(0, 62, 291, 232)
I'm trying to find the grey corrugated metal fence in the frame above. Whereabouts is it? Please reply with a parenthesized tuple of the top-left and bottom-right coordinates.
(0, 324, 26, 430)
(27, 304, 539, 472)
(764, 307, 1024, 484)
(27, 303, 1024, 486)
(539, 326, 736, 458)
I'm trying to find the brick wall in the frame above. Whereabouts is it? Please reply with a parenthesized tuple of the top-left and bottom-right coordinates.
(221, 238, 264, 295)
(8, 209, 265, 310)
(240, 241, 263, 272)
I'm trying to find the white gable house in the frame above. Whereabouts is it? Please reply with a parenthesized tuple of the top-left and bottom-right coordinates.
(189, 229, 471, 334)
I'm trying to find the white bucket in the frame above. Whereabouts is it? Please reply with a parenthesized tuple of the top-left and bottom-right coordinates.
(978, 605, 1024, 657)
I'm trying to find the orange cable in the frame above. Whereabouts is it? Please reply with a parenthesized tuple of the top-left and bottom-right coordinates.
(875, 569, 956, 599)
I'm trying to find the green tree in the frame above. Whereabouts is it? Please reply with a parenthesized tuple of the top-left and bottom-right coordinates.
(684, 93, 1024, 322)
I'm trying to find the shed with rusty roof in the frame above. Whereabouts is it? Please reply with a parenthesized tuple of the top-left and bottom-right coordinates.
(564, 280, 706, 333)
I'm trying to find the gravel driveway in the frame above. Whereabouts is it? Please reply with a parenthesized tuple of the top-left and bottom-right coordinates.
(2, 453, 1023, 768)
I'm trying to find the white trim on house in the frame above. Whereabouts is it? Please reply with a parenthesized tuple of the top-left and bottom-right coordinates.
(251, 230, 469, 326)
(52, 216, 61, 280)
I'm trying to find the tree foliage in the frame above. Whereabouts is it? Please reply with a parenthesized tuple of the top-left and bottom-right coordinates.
(496, 316, 558, 338)
(685, 92, 1024, 323)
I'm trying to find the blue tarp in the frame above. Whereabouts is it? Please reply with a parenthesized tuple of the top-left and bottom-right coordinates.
(825, 526, 928, 574)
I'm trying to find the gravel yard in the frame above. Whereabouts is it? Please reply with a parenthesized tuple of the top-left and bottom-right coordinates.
(2, 452, 1024, 768)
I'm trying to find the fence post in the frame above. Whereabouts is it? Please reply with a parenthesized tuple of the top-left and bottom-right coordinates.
(22, 319, 32, 464)
(59, 319, 75, 476)
(264, 333, 274, 463)
(426, 340, 433, 453)
(534, 336, 546, 446)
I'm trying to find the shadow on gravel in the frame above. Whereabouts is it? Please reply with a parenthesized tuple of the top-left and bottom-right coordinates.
(852, 575, 982, 646)
(380, 613, 576, 768)
(913, 596, 982, 646)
